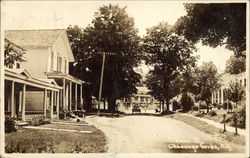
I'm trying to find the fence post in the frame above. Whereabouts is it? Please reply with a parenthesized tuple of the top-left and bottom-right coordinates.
(223, 114, 226, 133)
(233, 113, 238, 135)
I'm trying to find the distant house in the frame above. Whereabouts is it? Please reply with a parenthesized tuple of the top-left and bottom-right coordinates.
(5, 29, 84, 120)
(211, 72, 246, 106)
(117, 86, 159, 112)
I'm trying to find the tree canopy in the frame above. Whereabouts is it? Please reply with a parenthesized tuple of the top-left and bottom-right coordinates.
(225, 55, 246, 75)
(67, 4, 142, 111)
(4, 42, 24, 67)
(143, 22, 196, 111)
(175, 3, 246, 56)
(193, 62, 221, 112)
(224, 81, 245, 108)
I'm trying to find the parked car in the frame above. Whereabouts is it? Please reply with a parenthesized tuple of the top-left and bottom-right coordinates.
(132, 106, 141, 113)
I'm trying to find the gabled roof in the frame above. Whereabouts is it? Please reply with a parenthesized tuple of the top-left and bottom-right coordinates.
(5, 29, 65, 49)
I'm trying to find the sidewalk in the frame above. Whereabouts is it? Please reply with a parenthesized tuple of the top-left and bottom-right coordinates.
(182, 113, 246, 136)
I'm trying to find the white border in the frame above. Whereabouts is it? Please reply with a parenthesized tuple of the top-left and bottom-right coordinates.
(0, 0, 249, 158)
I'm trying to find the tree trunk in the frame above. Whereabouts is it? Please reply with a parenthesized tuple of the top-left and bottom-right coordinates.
(162, 100, 164, 112)
(166, 99, 169, 111)
(108, 95, 116, 112)
(206, 101, 209, 114)
(103, 99, 106, 110)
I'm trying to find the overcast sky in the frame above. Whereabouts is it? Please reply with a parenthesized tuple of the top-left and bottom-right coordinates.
(2, 1, 234, 73)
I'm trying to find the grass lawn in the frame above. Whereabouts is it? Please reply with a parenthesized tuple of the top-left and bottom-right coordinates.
(5, 123, 107, 153)
(168, 114, 245, 146)
(189, 110, 245, 129)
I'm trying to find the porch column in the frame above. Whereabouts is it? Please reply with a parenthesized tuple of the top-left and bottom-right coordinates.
(66, 81, 69, 110)
(63, 79, 66, 111)
(43, 89, 47, 116)
(75, 83, 78, 111)
(56, 91, 59, 119)
(221, 88, 224, 104)
(21, 84, 26, 121)
(211, 91, 214, 104)
(10, 81, 15, 117)
(80, 84, 83, 107)
(69, 81, 72, 111)
(50, 91, 54, 119)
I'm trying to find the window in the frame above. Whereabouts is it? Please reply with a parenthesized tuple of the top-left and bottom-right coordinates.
(135, 96, 138, 101)
(244, 78, 246, 87)
(64, 60, 67, 73)
(51, 51, 54, 70)
(240, 80, 242, 86)
(16, 63, 20, 69)
(57, 56, 62, 72)
(141, 97, 144, 102)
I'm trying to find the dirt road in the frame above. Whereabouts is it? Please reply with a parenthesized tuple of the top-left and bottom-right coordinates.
(85, 115, 245, 153)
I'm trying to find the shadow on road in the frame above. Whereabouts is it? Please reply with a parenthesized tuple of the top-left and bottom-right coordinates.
(86, 111, 176, 118)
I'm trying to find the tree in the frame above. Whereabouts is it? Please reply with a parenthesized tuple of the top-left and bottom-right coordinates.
(4, 42, 24, 67)
(225, 55, 246, 75)
(175, 3, 246, 56)
(67, 4, 142, 112)
(143, 22, 196, 111)
(177, 65, 198, 111)
(193, 62, 221, 113)
(224, 81, 245, 109)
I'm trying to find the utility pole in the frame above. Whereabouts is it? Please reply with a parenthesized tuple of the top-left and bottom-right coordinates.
(97, 54, 106, 116)
(97, 52, 116, 116)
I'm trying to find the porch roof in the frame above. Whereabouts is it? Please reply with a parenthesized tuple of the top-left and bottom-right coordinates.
(5, 68, 62, 91)
(46, 72, 84, 84)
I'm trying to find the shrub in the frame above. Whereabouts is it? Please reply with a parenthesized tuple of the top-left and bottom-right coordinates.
(5, 117, 17, 133)
(217, 104, 222, 110)
(212, 103, 217, 107)
(30, 116, 51, 126)
(209, 110, 217, 116)
(172, 100, 179, 111)
(236, 106, 246, 128)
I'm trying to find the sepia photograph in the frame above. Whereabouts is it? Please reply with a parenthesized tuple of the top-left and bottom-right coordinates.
(0, 1, 249, 158)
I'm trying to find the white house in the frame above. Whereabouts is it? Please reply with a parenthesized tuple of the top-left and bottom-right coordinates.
(5, 29, 84, 120)
(211, 72, 246, 106)
(117, 86, 159, 113)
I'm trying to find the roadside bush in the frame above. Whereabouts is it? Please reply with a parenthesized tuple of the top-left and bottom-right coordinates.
(209, 110, 217, 116)
(30, 116, 51, 126)
(5, 117, 17, 133)
(194, 111, 205, 117)
(236, 106, 246, 129)
(224, 106, 246, 129)
(216, 104, 222, 110)
(172, 100, 179, 111)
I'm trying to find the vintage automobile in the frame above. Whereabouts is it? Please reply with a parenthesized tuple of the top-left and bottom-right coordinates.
(132, 105, 141, 113)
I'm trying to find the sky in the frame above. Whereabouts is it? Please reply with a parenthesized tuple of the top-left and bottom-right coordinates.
(2, 1, 234, 74)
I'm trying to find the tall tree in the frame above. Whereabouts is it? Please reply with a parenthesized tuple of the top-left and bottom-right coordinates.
(67, 4, 142, 112)
(143, 22, 196, 111)
(224, 81, 245, 109)
(193, 62, 221, 113)
(225, 55, 246, 75)
(175, 3, 246, 56)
